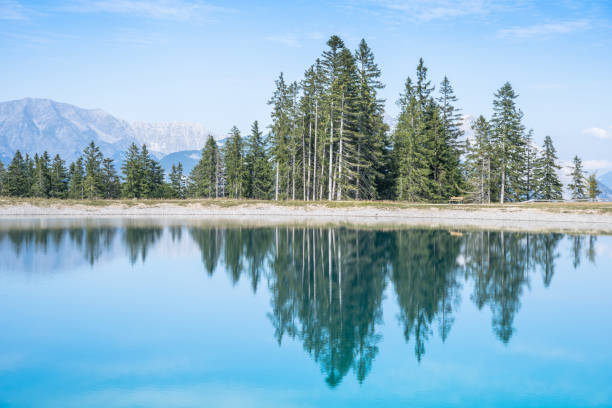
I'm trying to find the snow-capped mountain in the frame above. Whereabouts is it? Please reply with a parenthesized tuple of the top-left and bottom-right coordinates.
(0, 98, 136, 164)
(0, 98, 215, 164)
(131, 122, 212, 156)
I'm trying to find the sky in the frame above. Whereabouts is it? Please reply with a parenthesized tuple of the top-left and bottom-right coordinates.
(1, 0, 611, 170)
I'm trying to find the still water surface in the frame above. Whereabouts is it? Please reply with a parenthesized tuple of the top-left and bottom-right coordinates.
(0, 219, 611, 407)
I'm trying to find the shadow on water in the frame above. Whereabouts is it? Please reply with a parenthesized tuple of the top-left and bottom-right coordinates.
(0, 222, 603, 387)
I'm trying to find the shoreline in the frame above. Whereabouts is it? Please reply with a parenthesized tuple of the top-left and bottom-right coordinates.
(1, 201, 612, 233)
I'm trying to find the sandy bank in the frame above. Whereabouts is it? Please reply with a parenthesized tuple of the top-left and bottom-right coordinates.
(1, 201, 612, 233)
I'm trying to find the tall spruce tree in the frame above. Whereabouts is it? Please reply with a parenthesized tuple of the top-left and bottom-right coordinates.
(466, 116, 493, 203)
(32, 152, 51, 198)
(268, 73, 291, 200)
(533, 135, 563, 200)
(435, 76, 463, 198)
(139, 144, 164, 198)
(392, 60, 434, 201)
(523, 130, 538, 201)
(491, 82, 525, 203)
(6, 151, 29, 197)
(191, 135, 219, 198)
(50, 154, 68, 198)
(354, 39, 387, 200)
(101, 158, 120, 199)
(223, 126, 245, 199)
(121, 143, 142, 198)
(587, 173, 601, 201)
(68, 157, 85, 199)
(245, 121, 272, 199)
(83, 141, 104, 199)
(568, 155, 586, 200)
(170, 163, 186, 199)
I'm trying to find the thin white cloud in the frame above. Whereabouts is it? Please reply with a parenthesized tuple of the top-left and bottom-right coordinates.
(583, 159, 612, 172)
(582, 126, 611, 139)
(61, 0, 234, 21)
(0, 0, 27, 20)
(345, 0, 522, 22)
(264, 32, 325, 48)
(497, 19, 590, 39)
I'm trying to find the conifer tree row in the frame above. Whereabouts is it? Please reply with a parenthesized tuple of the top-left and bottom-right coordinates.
(0, 36, 590, 203)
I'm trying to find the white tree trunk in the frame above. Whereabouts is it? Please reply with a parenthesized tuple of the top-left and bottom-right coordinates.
(275, 161, 279, 201)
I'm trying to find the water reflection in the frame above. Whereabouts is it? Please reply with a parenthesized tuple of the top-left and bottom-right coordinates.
(0, 221, 603, 387)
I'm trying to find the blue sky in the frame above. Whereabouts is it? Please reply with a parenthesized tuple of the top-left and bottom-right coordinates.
(1, 0, 611, 170)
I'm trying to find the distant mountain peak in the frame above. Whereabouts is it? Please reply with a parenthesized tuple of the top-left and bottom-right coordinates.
(0, 98, 215, 164)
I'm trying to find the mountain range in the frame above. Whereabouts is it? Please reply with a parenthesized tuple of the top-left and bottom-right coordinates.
(0, 98, 215, 166)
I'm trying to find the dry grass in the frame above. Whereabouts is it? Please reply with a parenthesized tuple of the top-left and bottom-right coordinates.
(1, 197, 611, 214)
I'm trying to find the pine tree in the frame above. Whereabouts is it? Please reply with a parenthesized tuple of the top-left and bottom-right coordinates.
(68, 157, 85, 199)
(244, 121, 272, 199)
(435, 76, 463, 198)
(268, 73, 291, 200)
(568, 155, 586, 200)
(587, 173, 601, 201)
(491, 82, 526, 203)
(533, 136, 562, 200)
(121, 143, 142, 198)
(49, 154, 69, 198)
(332, 46, 360, 200)
(101, 158, 120, 199)
(354, 39, 387, 200)
(223, 126, 245, 199)
(6, 151, 29, 197)
(32, 152, 51, 198)
(83, 141, 104, 199)
(139, 145, 165, 198)
(393, 62, 433, 201)
(523, 130, 538, 201)
(466, 116, 493, 203)
(24, 154, 35, 196)
(191, 135, 219, 198)
(170, 163, 186, 199)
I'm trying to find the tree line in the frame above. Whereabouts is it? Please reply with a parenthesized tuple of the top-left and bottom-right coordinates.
(0, 36, 602, 202)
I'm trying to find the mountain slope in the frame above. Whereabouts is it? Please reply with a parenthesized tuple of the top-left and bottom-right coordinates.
(0, 98, 136, 163)
(131, 122, 211, 156)
(0, 98, 216, 164)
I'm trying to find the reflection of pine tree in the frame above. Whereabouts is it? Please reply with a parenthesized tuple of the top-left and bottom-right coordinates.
(265, 227, 387, 386)
(189, 227, 223, 275)
(390, 229, 463, 361)
(462, 230, 560, 343)
(123, 226, 162, 265)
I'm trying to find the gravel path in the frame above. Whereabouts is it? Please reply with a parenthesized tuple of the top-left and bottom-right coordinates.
(1, 203, 612, 233)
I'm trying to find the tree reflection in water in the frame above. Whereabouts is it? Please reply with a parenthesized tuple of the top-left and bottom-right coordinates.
(0, 223, 601, 386)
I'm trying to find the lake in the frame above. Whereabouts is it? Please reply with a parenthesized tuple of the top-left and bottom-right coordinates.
(0, 218, 610, 407)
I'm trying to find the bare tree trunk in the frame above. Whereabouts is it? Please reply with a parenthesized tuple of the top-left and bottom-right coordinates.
(328, 101, 334, 201)
(336, 95, 345, 201)
(312, 101, 318, 201)
(500, 141, 505, 204)
(487, 156, 491, 204)
(303, 116, 307, 201)
(275, 161, 279, 201)
(292, 150, 295, 200)
(307, 117, 312, 201)
(319, 144, 325, 200)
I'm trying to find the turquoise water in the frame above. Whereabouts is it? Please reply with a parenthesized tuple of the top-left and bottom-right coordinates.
(0, 219, 610, 407)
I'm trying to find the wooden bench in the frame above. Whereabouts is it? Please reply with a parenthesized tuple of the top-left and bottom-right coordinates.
(449, 196, 464, 204)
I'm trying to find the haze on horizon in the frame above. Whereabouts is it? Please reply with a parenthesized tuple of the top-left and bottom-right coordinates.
(1, 0, 611, 171)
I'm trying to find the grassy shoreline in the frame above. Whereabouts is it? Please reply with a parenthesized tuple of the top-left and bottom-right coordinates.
(1, 197, 611, 213)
